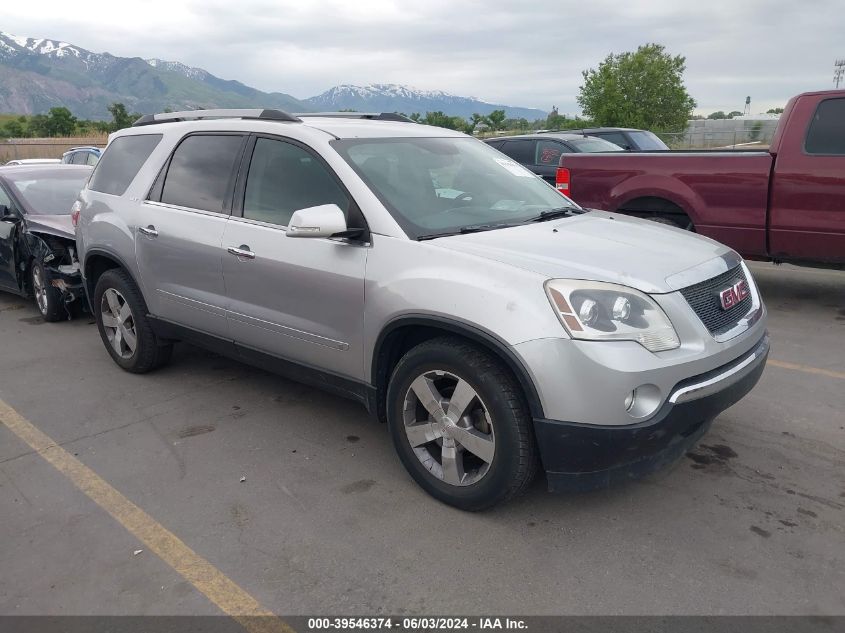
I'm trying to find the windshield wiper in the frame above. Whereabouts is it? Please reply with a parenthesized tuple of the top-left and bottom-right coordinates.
(417, 222, 520, 240)
(524, 206, 582, 223)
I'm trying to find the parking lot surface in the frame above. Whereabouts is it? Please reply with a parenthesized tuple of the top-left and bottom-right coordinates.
(0, 262, 843, 617)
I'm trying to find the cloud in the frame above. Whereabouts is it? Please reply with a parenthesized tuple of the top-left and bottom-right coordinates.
(1, 0, 842, 114)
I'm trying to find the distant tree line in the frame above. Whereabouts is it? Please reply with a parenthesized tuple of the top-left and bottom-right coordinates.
(1, 103, 141, 138)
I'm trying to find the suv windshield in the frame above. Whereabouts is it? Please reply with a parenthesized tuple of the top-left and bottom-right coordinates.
(332, 137, 580, 239)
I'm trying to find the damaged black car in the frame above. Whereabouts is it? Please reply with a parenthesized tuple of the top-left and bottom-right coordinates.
(0, 164, 92, 321)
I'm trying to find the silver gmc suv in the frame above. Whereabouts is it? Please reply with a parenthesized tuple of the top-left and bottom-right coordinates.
(74, 109, 769, 510)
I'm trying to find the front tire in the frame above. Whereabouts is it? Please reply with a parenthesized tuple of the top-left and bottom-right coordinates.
(31, 259, 64, 322)
(387, 337, 538, 511)
(93, 269, 172, 373)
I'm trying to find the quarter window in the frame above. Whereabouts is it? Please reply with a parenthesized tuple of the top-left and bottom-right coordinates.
(242, 138, 349, 227)
(805, 98, 845, 155)
(89, 134, 163, 196)
(161, 135, 244, 213)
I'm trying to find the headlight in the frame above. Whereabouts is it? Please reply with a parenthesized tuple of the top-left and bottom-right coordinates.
(545, 280, 680, 352)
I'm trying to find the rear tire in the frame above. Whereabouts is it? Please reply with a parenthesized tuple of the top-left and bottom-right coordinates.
(387, 337, 538, 511)
(93, 268, 172, 373)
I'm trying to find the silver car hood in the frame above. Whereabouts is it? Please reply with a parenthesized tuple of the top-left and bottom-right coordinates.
(26, 214, 75, 240)
(432, 210, 732, 294)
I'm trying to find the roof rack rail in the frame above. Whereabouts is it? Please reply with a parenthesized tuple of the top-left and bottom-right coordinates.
(132, 109, 301, 127)
(296, 112, 415, 123)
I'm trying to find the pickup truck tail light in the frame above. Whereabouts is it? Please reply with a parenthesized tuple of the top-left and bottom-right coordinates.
(555, 167, 571, 195)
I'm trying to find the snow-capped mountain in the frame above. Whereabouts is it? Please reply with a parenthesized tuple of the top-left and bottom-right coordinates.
(145, 58, 209, 81)
(0, 31, 308, 118)
(306, 83, 546, 120)
(0, 32, 546, 122)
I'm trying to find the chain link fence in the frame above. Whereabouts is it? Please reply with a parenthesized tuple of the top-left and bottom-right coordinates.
(1, 136, 108, 163)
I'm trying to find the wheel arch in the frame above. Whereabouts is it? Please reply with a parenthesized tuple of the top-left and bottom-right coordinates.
(370, 315, 544, 424)
(83, 248, 140, 309)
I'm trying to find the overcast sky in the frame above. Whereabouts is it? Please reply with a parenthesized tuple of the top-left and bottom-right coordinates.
(2, 0, 843, 115)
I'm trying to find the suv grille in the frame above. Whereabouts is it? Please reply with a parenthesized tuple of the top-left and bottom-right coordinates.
(679, 265, 753, 336)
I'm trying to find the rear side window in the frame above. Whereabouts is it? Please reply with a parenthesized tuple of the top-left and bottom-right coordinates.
(499, 139, 536, 164)
(805, 98, 845, 155)
(89, 134, 162, 196)
(161, 135, 244, 213)
(593, 131, 629, 148)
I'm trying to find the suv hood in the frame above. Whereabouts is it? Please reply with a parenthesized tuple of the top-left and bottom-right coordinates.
(433, 210, 731, 294)
(26, 214, 74, 240)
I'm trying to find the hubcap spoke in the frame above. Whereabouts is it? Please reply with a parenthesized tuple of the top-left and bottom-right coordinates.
(119, 302, 132, 324)
(120, 325, 137, 352)
(100, 313, 119, 329)
(440, 441, 465, 485)
(410, 376, 446, 420)
(105, 290, 121, 316)
(111, 327, 123, 354)
(405, 421, 443, 447)
(446, 378, 477, 421)
(451, 425, 495, 464)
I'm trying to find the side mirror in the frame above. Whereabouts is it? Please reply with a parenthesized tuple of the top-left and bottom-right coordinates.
(286, 204, 348, 238)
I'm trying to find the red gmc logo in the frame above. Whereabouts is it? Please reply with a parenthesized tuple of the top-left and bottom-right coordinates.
(719, 280, 750, 310)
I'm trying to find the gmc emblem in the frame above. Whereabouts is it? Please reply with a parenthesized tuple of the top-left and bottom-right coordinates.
(719, 280, 750, 310)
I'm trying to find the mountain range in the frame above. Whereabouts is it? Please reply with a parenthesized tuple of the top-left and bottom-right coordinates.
(0, 32, 547, 121)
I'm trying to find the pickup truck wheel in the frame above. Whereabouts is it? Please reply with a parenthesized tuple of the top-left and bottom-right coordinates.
(93, 269, 172, 373)
(387, 337, 538, 511)
(30, 260, 65, 322)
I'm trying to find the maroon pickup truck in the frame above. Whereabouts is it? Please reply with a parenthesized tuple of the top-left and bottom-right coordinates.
(557, 90, 845, 266)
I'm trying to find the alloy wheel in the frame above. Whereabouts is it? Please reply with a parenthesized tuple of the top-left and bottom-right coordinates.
(32, 265, 48, 315)
(402, 370, 495, 486)
(100, 288, 137, 359)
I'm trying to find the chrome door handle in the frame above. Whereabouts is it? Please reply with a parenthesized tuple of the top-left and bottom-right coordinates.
(138, 225, 158, 238)
(227, 245, 255, 259)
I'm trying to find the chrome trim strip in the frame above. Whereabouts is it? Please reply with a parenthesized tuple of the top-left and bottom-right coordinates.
(226, 311, 350, 351)
(669, 334, 769, 404)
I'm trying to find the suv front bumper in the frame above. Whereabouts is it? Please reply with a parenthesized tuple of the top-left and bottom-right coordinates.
(534, 333, 769, 492)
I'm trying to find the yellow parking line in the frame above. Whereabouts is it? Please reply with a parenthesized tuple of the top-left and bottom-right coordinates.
(0, 399, 294, 633)
(768, 359, 845, 380)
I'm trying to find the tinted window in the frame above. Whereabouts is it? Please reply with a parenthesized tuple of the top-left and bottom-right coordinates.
(627, 131, 668, 150)
(89, 134, 162, 196)
(86, 152, 100, 166)
(568, 137, 626, 152)
(592, 132, 630, 148)
(805, 98, 845, 155)
(536, 140, 567, 165)
(499, 139, 536, 164)
(161, 135, 244, 212)
(0, 185, 11, 209)
(486, 140, 505, 150)
(71, 152, 87, 165)
(243, 138, 349, 227)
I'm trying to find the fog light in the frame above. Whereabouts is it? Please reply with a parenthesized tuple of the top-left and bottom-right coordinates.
(625, 384, 662, 419)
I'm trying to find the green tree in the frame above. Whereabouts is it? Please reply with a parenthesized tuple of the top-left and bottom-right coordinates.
(28, 114, 49, 137)
(486, 109, 506, 132)
(2, 120, 25, 138)
(766, 107, 784, 114)
(707, 111, 727, 120)
(577, 43, 696, 132)
(107, 102, 139, 131)
(727, 111, 743, 118)
(409, 113, 422, 122)
(43, 107, 77, 136)
(470, 113, 488, 132)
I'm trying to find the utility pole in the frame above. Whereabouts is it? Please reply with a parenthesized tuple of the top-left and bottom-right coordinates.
(835, 59, 845, 89)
